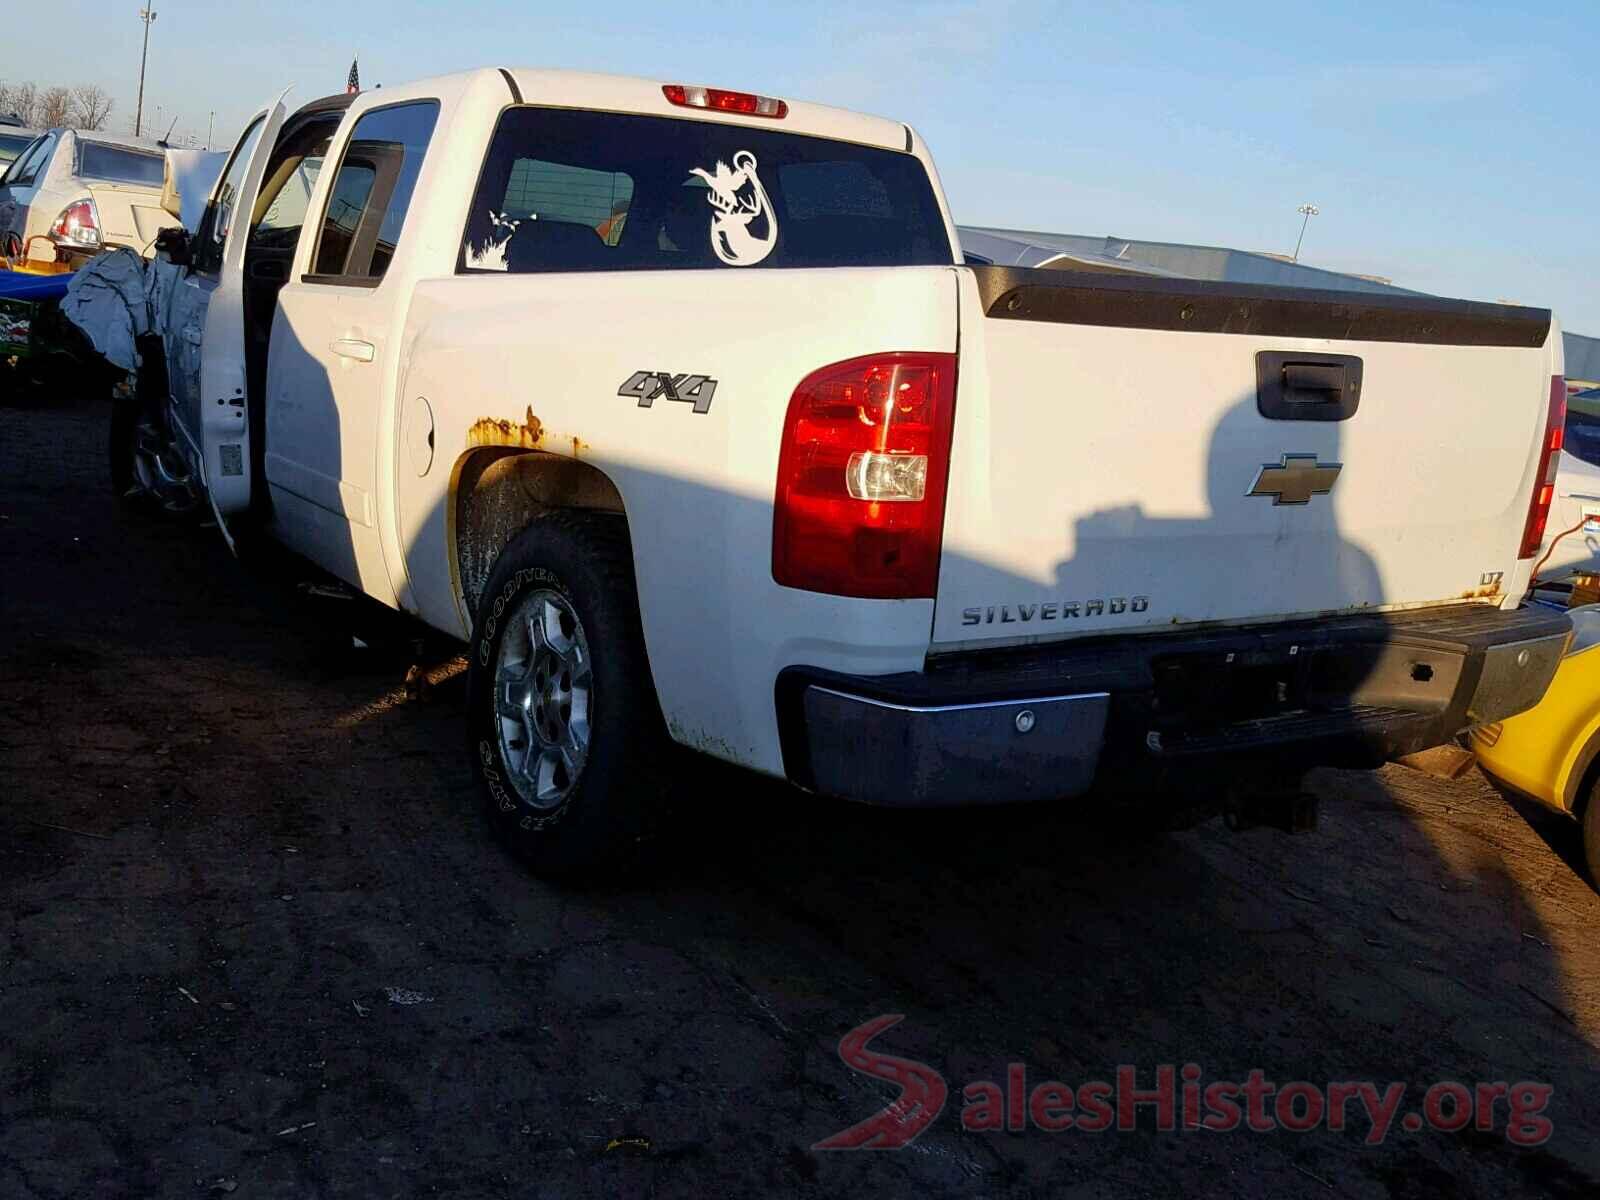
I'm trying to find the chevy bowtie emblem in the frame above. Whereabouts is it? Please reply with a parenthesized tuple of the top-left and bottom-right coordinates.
(1247, 454, 1342, 505)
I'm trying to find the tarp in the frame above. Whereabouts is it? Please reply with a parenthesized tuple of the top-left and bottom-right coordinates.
(0, 270, 73, 304)
(58, 248, 183, 373)
(161, 149, 228, 234)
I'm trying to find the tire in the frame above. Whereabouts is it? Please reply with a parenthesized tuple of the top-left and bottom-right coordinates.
(467, 510, 671, 881)
(1583, 786, 1600, 891)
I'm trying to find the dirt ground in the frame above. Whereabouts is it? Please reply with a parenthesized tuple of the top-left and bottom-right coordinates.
(3, 389, 1599, 1200)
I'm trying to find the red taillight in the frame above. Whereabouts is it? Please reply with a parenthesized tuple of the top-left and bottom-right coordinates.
(662, 84, 788, 119)
(50, 198, 100, 248)
(772, 352, 958, 598)
(1519, 375, 1567, 559)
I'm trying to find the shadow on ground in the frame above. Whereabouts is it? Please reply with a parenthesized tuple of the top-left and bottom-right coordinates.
(2, 393, 1598, 1199)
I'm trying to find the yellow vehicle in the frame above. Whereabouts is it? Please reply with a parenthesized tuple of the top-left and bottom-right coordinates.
(1473, 605, 1600, 884)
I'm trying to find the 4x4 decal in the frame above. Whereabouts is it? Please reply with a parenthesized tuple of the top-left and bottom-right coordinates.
(617, 371, 718, 414)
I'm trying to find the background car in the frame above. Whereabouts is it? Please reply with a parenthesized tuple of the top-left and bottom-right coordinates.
(0, 128, 168, 266)
(1473, 605, 1600, 886)
(0, 125, 43, 167)
(1533, 388, 1600, 583)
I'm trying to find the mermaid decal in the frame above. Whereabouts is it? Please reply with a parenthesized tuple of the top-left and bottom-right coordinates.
(464, 209, 523, 271)
(690, 150, 777, 266)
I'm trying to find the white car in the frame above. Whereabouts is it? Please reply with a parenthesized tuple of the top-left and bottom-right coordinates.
(1532, 388, 1600, 583)
(78, 69, 1573, 879)
(0, 128, 169, 265)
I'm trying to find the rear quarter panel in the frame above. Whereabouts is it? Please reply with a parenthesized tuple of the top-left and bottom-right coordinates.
(20, 133, 76, 251)
(398, 266, 959, 774)
(86, 180, 169, 252)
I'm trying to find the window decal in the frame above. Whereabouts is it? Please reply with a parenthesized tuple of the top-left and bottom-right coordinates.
(466, 210, 522, 271)
(690, 151, 776, 266)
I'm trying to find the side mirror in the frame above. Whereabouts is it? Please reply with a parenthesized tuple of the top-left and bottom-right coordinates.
(154, 225, 191, 266)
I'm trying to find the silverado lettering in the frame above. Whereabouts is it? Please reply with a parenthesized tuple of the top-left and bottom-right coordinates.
(962, 597, 1151, 626)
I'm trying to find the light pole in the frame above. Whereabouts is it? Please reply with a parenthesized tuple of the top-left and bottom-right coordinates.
(135, 7, 157, 137)
(1292, 203, 1320, 263)
(206, 111, 214, 151)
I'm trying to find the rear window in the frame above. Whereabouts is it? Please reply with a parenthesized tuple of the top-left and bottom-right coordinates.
(1567, 396, 1600, 470)
(502, 160, 634, 245)
(2, 135, 52, 186)
(460, 107, 952, 274)
(0, 133, 33, 165)
(77, 141, 165, 186)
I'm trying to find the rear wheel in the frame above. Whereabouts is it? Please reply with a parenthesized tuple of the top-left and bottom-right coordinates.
(467, 511, 670, 881)
(1583, 786, 1600, 890)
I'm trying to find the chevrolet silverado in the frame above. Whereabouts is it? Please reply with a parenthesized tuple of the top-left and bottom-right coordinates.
(92, 68, 1573, 877)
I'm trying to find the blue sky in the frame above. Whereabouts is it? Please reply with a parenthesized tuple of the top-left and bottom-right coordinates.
(13, 1, 1598, 333)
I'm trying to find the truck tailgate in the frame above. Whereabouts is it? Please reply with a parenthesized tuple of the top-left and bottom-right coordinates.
(934, 266, 1556, 649)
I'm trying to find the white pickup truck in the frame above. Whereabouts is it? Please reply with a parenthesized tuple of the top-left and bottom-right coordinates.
(104, 67, 1572, 877)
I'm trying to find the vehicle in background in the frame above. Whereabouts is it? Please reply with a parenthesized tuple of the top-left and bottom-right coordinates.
(0, 127, 42, 166)
(1473, 604, 1600, 887)
(0, 129, 168, 267)
(90, 68, 1572, 881)
(1533, 388, 1600, 584)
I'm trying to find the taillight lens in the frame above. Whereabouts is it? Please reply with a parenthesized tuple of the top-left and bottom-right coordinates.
(1519, 375, 1567, 559)
(662, 84, 788, 118)
(772, 352, 958, 598)
(50, 198, 100, 248)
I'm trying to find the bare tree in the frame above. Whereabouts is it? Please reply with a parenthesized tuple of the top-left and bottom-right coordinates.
(0, 80, 121, 129)
(0, 80, 39, 126)
(70, 85, 114, 130)
(36, 86, 73, 128)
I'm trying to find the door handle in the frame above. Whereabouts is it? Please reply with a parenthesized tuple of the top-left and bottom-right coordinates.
(330, 338, 375, 363)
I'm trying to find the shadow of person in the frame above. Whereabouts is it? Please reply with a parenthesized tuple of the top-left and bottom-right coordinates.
(1065, 391, 1383, 623)
(930, 385, 1390, 816)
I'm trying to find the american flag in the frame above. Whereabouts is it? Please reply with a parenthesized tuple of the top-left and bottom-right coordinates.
(346, 58, 360, 95)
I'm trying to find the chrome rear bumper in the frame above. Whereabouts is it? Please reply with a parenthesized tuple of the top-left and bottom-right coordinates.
(799, 687, 1109, 808)
(779, 604, 1572, 808)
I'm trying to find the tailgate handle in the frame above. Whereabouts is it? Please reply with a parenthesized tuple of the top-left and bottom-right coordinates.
(1257, 352, 1362, 421)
